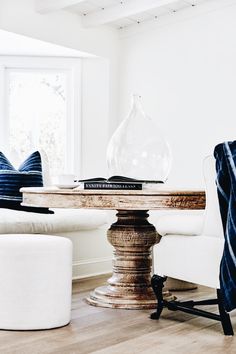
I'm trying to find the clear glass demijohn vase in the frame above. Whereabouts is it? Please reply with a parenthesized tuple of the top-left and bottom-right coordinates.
(106, 95, 172, 182)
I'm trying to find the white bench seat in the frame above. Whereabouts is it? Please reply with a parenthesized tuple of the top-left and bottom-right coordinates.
(0, 208, 108, 234)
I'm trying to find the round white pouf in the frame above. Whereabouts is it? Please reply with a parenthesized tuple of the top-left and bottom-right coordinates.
(0, 234, 72, 330)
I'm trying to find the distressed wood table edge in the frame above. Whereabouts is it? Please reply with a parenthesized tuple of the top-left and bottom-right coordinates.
(21, 187, 206, 211)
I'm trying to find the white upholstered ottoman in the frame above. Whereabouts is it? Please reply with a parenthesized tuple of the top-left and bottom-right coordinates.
(0, 234, 72, 330)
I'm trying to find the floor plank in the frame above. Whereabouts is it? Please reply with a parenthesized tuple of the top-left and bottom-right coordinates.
(0, 275, 235, 354)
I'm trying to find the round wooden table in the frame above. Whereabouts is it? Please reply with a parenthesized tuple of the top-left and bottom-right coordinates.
(21, 187, 205, 310)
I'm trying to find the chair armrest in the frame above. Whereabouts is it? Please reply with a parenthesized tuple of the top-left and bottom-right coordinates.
(151, 212, 204, 237)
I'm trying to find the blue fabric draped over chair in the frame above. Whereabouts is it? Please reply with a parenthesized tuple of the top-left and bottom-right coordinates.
(214, 141, 236, 312)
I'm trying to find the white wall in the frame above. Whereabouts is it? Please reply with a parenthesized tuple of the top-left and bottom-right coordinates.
(119, 0, 236, 188)
(81, 58, 110, 177)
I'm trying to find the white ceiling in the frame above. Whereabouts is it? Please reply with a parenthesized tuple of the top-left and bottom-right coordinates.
(35, 0, 213, 30)
(65, 0, 210, 30)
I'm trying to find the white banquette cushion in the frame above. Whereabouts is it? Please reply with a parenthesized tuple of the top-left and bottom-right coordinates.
(0, 208, 108, 234)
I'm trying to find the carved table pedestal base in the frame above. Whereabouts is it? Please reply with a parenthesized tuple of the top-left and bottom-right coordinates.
(86, 210, 173, 309)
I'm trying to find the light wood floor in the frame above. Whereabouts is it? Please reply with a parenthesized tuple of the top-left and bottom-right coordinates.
(0, 275, 235, 354)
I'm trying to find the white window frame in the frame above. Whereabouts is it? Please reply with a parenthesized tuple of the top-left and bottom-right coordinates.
(0, 56, 81, 175)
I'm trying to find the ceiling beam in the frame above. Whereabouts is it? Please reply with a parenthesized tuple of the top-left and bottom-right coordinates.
(82, 0, 177, 27)
(35, 0, 87, 14)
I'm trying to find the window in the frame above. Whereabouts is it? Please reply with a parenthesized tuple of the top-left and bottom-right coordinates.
(0, 57, 81, 177)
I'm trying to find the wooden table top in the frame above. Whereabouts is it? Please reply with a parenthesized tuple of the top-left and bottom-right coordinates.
(21, 186, 206, 211)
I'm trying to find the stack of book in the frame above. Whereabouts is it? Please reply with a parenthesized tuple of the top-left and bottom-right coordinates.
(78, 176, 163, 190)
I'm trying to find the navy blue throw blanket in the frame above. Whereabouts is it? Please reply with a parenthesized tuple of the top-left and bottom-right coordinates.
(214, 141, 236, 312)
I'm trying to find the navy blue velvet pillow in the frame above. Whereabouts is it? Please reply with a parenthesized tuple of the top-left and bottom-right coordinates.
(0, 151, 53, 214)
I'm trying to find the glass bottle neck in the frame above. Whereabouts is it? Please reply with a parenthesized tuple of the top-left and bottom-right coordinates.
(131, 94, 145, 117)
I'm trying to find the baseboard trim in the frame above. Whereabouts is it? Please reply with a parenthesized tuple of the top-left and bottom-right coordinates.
(72, 256, 113, 280)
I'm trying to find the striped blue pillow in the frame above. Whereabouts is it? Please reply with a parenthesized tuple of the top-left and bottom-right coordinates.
(0, 151, 53, 214)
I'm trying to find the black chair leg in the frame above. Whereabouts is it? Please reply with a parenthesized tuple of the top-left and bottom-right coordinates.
(150, 275, 167, 319)
(217, 289, 234, 336)
(150, 274, 234, 336)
